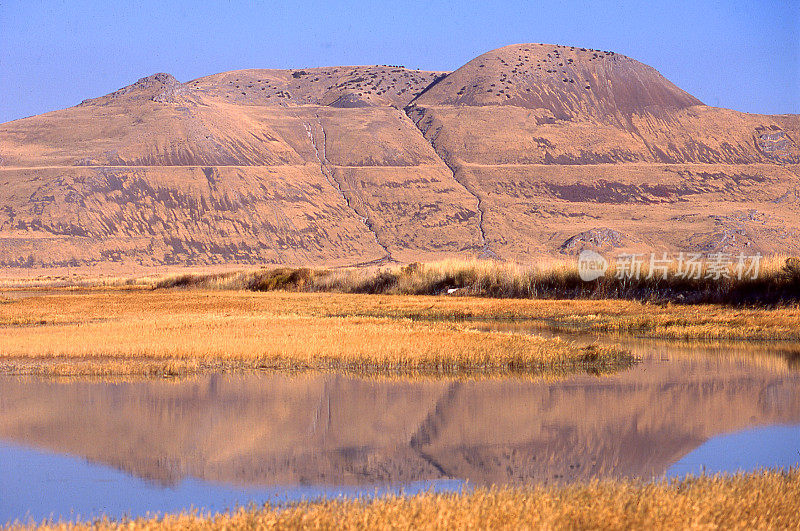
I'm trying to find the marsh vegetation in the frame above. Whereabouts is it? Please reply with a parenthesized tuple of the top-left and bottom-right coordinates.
(13, 469, 800, 530)
(0, 290, 633, 378)
(148, 256, 800, 305)
(1, 284, 799, 379)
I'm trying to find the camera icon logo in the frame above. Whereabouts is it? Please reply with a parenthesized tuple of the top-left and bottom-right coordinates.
(578, 250, 608, 281)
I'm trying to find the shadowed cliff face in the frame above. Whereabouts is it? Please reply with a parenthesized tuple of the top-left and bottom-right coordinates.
(1, 343, 798, 487)
(0, 43, 798, 270)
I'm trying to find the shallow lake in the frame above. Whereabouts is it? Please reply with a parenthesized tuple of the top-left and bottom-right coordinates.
(1, 330, 799, 524)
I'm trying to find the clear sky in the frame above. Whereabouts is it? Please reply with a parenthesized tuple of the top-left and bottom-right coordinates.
(1, 0, 797, 123)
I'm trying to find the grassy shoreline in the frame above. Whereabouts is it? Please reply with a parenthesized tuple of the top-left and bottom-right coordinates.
(0, 290, 634, 378)
(2, 283, 799, 378)
(13, 469, 800, 530)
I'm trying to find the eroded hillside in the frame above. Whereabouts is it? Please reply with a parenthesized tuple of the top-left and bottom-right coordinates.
(407, 44, 800, 260)
(1, 44, 798, 270)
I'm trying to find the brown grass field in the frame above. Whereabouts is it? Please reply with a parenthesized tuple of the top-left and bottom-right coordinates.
(0, 285, 799, 377)
(11, 469, 799, 530)
(0, 289, 634, 378)
(5, 255, 800, 304)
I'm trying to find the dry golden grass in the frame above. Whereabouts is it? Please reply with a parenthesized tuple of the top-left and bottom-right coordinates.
(0, 290, 632, 378)
(13, 469, 800, 530)
(5, 255, 800, 305)
(1, 283, 797, 379)
(297, 292, 800, 341)
(0, 288, 798, 381)
(157, 287, 800, 341)
(144, 255, 800, 305)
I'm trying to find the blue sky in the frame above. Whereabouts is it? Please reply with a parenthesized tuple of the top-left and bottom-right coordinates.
(0, 0, 797, 122)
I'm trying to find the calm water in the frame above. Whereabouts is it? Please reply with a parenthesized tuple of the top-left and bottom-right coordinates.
(1, 332, 799, 524)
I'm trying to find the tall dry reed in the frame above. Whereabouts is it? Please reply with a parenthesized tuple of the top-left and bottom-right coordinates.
(150, 256, 800, 305)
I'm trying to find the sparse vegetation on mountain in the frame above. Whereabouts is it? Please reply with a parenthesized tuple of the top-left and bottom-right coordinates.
(1, 43, 798, 271)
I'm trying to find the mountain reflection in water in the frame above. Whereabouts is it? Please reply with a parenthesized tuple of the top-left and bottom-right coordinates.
(1, 339, 799, 488)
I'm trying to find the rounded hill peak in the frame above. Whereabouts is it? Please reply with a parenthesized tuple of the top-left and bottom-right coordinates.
(138, 72, 179, 84)
(79, 72, 184, 106)
(412, 43, 702, 119)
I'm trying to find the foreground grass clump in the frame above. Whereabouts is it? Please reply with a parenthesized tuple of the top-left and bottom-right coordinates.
(17, 469, 800, 530)
(149, 256, 800, 305)
(0, 291, 633, 378)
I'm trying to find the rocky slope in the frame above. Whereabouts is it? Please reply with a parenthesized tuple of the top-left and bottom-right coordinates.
(1, 44, 798, 270)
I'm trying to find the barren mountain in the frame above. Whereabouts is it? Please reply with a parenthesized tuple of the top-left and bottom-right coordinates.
(1, 44, 798, 271)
